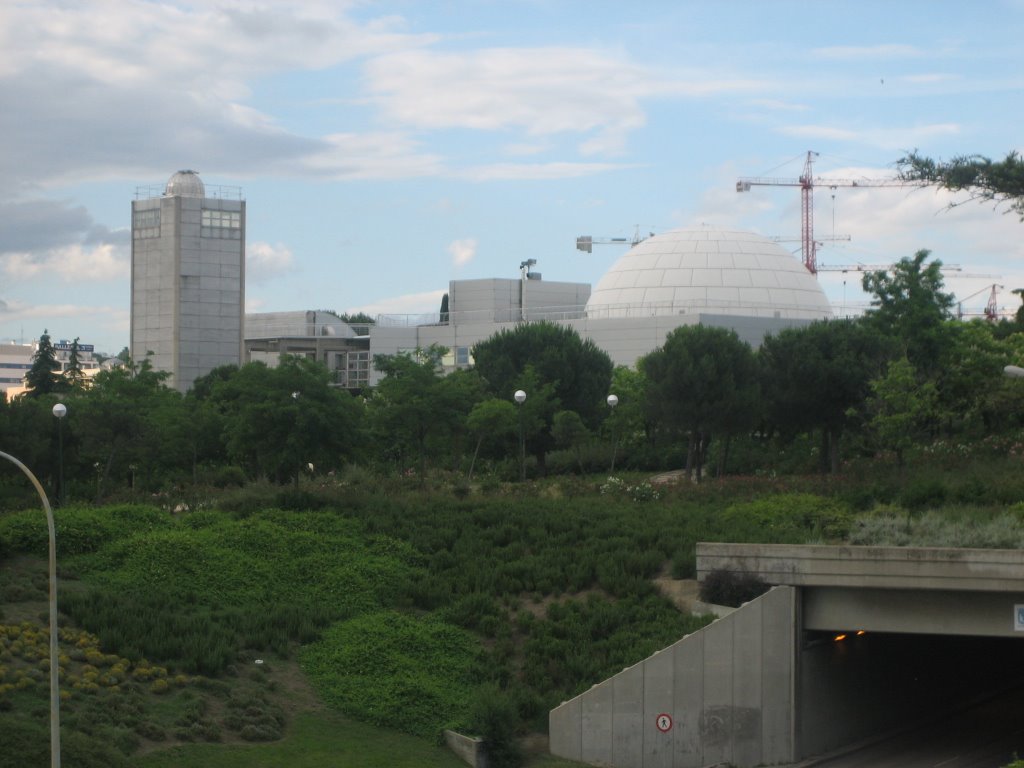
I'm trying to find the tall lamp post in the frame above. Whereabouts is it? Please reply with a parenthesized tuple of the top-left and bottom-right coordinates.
(52, 403, 67, 506)
(514, 389, 527, 481)
(0, 451, 61, 767)
(606, 393, 619, 474)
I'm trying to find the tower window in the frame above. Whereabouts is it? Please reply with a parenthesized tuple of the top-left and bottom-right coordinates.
(133, 208, 161, 238)
(201, 209, 242, 239)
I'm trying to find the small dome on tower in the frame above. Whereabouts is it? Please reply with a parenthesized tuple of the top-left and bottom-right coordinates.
(165, 170, 205, 198)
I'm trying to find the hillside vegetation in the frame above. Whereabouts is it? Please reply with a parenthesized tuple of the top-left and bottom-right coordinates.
(3, 463, 1024, 766)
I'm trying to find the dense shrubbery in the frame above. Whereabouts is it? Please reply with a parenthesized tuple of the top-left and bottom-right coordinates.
(4, 464, 1024, 763)
(301, 610, 483, 740)
(719, 492, 852, 542)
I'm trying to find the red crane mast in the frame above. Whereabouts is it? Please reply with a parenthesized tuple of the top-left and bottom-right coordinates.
(737, 151, 907, 275)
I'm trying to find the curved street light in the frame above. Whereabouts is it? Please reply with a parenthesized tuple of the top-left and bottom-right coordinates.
(0, 450, 60, 766)
(513, 390, 526, 481)
(606, 394, 619, 474)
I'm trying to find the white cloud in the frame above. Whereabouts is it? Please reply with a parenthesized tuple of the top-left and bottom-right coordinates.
(1, 243, 128, 281)
(302, 132, 445, 179)
(779, 122, 960, 150)
(246, 242, 295, 283)
(448, 238, 477, 267)
(0, 1, 438, 190)
(363, 47, 763, 155)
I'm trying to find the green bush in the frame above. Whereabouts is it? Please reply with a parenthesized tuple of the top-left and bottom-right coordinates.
(0, 504, 170, 557)
(469, 683, 523, 768)
(900, 479, 947, 511)
(719, 493, 851, 542)
(698, 569, 770, 607)
(301, 610, 482, 740)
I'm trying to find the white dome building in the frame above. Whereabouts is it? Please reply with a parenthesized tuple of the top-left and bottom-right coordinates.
(348, 227, 836, 384)
(586, 227, 833, 321)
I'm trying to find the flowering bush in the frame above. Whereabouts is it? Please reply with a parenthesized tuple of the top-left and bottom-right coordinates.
(599, 476, 662, 502)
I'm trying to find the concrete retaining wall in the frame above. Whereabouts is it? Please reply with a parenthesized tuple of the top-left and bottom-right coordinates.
(444, 729, 488, 768)
(549, 586, 797, 768)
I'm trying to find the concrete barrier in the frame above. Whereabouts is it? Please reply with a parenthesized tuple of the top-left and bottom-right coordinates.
(549, 586, 798, 768)
(444, 729, 489, 768)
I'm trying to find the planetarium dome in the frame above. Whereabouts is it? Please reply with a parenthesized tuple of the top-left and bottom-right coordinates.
(585, 227, 832, 321)
(165, 170, 205, 198)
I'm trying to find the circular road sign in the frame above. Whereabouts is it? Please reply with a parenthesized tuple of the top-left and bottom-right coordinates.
(656, 713, 673, 733)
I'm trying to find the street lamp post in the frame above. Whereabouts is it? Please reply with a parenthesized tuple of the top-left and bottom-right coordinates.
(514, 389, 526, 481)
(0, 450, 61, 767)
(52, 403, 67, 506)
(606, 394, 619, 474)
(290, 392, 302, 488)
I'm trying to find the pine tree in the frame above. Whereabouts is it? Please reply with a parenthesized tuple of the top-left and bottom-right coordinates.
(24, 329, 64, 397)
(65, 337, 86, 389)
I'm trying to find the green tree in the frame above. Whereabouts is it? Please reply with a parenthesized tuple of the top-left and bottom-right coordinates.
(465, 398, 518, 481)
(867, 357, 939, 467)
(640, 325, 759, 481)
(552, 410, 589, 474)
(74, 355, 182, 499)
(369, 346, 467, 475)
(933, 320, 1017, 436)
(604, 365, 650, 469)
(897, 150, 1024, 220)
(210, 356, 362, 484)
(861, 250, 955, 371)
(439, 292, 450, 324)
(760, 319, 895, 473)
(472, 322, 613, 472)
(23, 329, 64, 397)
(64, 337, 87, 389)
(337, 311, 376, 326)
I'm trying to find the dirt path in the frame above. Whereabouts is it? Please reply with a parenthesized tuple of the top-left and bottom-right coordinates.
(653, 575, 700, 613)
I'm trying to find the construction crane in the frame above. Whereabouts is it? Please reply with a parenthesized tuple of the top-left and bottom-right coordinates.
(576, 226, 651, 253)
(737, 150, 908, 275)
(956, 283, 1004, 321)
(818, 263, 964, 275)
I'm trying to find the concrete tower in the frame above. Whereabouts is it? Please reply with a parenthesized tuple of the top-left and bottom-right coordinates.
(131, 170, 245, 392)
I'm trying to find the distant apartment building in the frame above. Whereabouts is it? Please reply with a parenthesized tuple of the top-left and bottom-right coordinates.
(0, 340, 105, 398)
(131, 170, 245, 393)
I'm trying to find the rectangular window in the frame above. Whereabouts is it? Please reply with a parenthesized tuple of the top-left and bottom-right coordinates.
(346, 351, 370, 387)
(201, 209, 242, 239)
(133, 208, 161, 238)
(455, 346, 471, 366)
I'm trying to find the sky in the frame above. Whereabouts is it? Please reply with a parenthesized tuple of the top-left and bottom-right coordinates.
(1, 0, 1023, 355)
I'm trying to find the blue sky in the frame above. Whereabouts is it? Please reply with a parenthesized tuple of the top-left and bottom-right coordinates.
(2, 0, 1023, 354)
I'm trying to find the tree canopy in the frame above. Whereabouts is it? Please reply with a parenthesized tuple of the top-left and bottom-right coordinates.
(861, 249, 955, 371)
(24, 329, 64, 397)
(472, 322, 613, 470)
(897, 150, 1024, 220)
(760, 319, 895, 472)
(640, 324, 759, 480)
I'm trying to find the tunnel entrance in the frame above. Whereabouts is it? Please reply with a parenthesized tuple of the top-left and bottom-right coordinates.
(798, 629, 1024, 757)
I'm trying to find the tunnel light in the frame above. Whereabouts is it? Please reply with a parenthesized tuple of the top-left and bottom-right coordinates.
(856, 630, 866, 636)
(833, 633, 847, 642)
